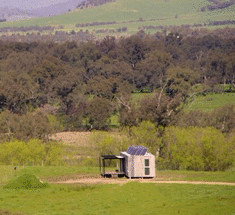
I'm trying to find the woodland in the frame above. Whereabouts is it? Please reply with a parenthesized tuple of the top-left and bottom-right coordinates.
(0, 30, 234, 170)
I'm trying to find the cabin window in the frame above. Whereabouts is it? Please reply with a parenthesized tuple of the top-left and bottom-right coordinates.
(145, 159, 149, 166)
(145, 168, 150, 175)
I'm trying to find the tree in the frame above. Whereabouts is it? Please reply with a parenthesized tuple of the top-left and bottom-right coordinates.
(139, 92, 181, 127)
(211, 104, 234, 133)
(128, 121, 161, 154)
(58, 91, 87, 130)
(0, 110, 53, 141)
(177, 104, 235, 133)
(98, 36, 116, 54)
(135, 50, 172, 90)
(0, 70, 39, 113)
(159, 127, 233, 171)
(165, 66, 199, 99)
(86, 97, 113, 129)
(119, 35, 147, 68)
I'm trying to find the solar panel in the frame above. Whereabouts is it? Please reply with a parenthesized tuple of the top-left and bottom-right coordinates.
(140, 148, 147, 155)
(131, 147, 138, 155)
(127, 145, 147, 155)
(128, 145, 134, 154)
(135, 146, 142, 155)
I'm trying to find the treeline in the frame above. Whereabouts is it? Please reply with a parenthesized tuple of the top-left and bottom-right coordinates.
(76, 21, 116, 28)
(77, 0, 116, 9)
(0, 32, 234, 137)
(201, 0, 234, 12)
(92, 122, 234, 171)
(0, 26, 56, 33)
(140, 20, 235, 31)
(0, 30, 94, 43)
(95, 27, 127, 34)
(0, 139, 63, 166)
(158, 126, 234, 171)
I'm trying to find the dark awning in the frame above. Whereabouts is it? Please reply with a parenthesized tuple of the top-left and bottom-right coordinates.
(101, 155, 124, 159)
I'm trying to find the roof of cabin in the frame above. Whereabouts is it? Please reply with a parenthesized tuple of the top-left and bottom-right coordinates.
(126, 145, 147, 155)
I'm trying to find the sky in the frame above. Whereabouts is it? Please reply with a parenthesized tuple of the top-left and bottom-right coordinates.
(0, 0, 70, 10)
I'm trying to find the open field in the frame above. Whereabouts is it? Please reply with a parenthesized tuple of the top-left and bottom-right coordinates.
(0, 0, 234, 35)
(185, 93, 235, 112)
(0, 182, 234, 215)
(1, 165, 235, 186)
(131, 92, 235, 111)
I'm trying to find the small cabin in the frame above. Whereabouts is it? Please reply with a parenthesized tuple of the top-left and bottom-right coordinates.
(100, 145, 155, 178)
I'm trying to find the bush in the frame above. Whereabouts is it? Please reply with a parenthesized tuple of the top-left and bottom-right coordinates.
(3, 174, 49, 190)
(128, 121, 162, 154)
(177, 104, 235, 133)
(0, 139, 63, 166)
(91, 131, 130, 156)
(158, 127, 233, 171)
(0, 110, 53, 141)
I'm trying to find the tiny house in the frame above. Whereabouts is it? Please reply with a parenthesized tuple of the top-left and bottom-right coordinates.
(100, 145, 155, 178)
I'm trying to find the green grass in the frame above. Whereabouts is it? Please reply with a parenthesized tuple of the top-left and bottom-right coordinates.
(1, 166, 234, 187)
(156, 170, 235, 182)
(110, 113, 120, 127)
(185, 93, 235, 112)
(0, 182, 234, 215)
(131, 93, 152, 103)
(108, 92, 234, 127)
(131, 92, 235, 112)
(0, 165, 99, 186)
(1, 0, 234, 35)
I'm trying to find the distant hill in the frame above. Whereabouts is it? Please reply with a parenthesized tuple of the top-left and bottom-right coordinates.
(31, 0, 82, 17)
(0, 0, 83, 21)
(0, 0, 78, 10)
(0, 7, 34, 21)
(0, 0, 234, 36)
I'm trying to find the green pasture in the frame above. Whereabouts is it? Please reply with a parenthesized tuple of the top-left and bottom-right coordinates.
(0, 182, 234, 215)
(0, 166, 99, 186)
(185, 93, 235, 112)
(1, 165, 235, 187)
(131, 92, 235, 111)
(131, 93, 152, 103)
(107, 92, 235, 127)
(0, 0, 234, 35)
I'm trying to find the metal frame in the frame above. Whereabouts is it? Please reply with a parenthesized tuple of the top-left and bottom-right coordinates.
(100, 155, 125, 178)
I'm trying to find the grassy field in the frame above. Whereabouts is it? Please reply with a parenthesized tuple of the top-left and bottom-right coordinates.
(1, 165, 235, 186)
(0, 166, 99, 186)
(1, 0, 234, 35)
(0, 182, 234, 215)
(131, 93, 152, 103)
(131, 92, 235, 111)
(185, 93, 235, 112)
(107, 92, 235, 127)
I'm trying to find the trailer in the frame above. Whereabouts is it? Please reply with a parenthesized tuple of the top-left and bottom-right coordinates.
(100, 145, 155, 178)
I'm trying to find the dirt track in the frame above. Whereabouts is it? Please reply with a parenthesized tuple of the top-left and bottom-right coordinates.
(52, 178, 235, 186)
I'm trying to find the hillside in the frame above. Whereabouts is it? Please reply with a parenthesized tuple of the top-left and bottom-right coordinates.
(0, 7, 34, 21)
(0, 0, 82, 21)
(0, 0, 234, 36)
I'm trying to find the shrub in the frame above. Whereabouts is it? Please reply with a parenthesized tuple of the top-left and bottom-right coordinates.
(128, 121, 162, 154)
(91, 131, 130, 156)
(45, 142, 64, 166)
(3, 174, 49, 190)
(158, 127, 233, 171)
(0, 139, 63, 166)
(0, 110, 53, 141)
